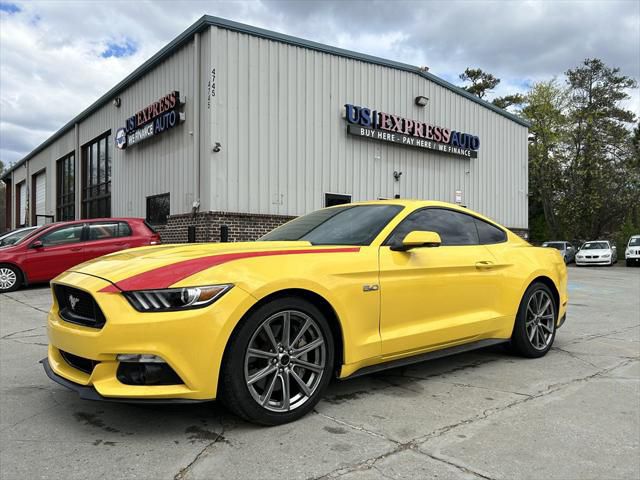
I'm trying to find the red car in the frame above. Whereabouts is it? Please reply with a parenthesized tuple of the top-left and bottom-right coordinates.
(0, 218, 161, 293)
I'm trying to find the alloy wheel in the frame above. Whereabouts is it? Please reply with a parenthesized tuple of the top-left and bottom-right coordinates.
(525, 290, 555, 350)
(244, 310, 326, 413)
(0, 267, 17, 291)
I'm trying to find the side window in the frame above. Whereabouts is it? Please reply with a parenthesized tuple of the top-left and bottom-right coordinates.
(87, 222, 132, 240)
(118, 222, 132, 237)
(474, 218, 507, 244)
(39, 225, 84, 246)
(387, 208, 479, 246)
(88, 223, 118, 240)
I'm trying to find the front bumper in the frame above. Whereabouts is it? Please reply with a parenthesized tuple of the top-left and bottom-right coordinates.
(41, 358, 205, 404)
(575, 257, 611, 265)
(46, 271, 255, 401)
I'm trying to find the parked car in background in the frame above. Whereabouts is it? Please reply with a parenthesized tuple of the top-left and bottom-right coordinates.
(0, 226, 39, 247)
(575, 240, 617, 266)
(542, 241, 576, 264)
(625, 235, 640, 266)
(0, 218, 161, 293)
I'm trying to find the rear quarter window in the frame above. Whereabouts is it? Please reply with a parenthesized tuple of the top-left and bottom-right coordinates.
(474, 218, 507, 244)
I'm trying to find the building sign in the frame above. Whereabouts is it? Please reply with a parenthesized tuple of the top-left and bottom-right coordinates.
(344, 104, 480, 159)
(115, 91, 185, 150)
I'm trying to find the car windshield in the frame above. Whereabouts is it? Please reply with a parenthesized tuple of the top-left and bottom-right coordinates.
(629, 237, 640, 246)
(0, 227, 40, 246)
(543, 242, 564, 250)
(582, 242, 609, 250)
(259, 205, 403, 246)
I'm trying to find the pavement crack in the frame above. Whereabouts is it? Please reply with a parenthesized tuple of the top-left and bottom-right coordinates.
(418, 357, 637, 444)
(174, 419, 226, 480)
(416, 449, 496, 480)
(1, 294, 50, 314)
(313, 409, 394, 442)
(1, 326, 43, 340)
(552, 346, 602, 369)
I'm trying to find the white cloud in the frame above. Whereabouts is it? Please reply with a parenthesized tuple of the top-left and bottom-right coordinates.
(1, 0, 638, 166)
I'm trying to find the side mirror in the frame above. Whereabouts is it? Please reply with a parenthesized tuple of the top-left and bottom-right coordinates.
(391, 231, 442, 251)
(30, 240, 43, 249)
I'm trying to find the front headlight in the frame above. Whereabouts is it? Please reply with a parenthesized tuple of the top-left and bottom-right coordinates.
(123, 284, 232, 312)
(602, 253, 611, 258)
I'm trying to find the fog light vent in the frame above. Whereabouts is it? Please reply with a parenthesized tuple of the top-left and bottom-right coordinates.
(116, 358, 183, 386)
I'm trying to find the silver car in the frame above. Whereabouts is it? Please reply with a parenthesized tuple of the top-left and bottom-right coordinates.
(542, 241, 576, 264)
(575, 240, 617, 266)
(0, 226, 39, 247)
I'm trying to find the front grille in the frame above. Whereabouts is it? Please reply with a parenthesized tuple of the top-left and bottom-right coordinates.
(54, 284, 106, 329)
(60, 350, 99, 374)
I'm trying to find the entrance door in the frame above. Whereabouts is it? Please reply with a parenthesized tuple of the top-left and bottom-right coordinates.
(379, 207, 504, 356)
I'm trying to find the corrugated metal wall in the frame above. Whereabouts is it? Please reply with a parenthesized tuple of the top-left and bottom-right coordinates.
(84, 30, 210, 217)
(210, 26, 528, 228)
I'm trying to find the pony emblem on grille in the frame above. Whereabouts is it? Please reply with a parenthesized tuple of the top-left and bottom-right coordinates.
(68, 295, 79, 311)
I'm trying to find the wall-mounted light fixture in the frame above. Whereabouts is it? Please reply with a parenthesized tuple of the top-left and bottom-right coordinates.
(113, 97, 121, 108)
(414, 96, 429, 107)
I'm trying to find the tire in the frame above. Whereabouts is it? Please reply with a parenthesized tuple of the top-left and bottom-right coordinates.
(510, 282, 557, 358)
(563, 255, 568, 264)
(0, 264, 22, 293)
(220, 297, 335, 425)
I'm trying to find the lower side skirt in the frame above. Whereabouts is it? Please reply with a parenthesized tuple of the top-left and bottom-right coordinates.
(345, 338, 508, 379)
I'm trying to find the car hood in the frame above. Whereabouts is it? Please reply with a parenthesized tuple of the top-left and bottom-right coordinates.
(66, 240, 347, 290)
(577, 249, 611, 255)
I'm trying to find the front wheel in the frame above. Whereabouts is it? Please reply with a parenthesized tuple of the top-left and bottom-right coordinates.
(0, 265, 22, 293)
(510, 283, 557, 358)
(220, 297, 334, 425)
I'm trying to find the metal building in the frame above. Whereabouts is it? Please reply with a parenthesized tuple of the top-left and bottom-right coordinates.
(1, 15, 530, 241)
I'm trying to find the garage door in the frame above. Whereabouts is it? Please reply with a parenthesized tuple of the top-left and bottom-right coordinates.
(34, 171, 46, 225)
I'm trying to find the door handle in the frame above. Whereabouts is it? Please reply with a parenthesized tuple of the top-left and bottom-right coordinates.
(475, 260, 495, 269)
(70, 247, 82, 252)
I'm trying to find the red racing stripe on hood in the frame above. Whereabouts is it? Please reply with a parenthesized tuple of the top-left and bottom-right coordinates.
(99, 247, 360, 292)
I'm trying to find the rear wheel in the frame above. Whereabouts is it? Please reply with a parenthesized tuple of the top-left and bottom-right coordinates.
(511, 283, 557, 358)
(0, 265, 21, 293)
(220, 297, 334, 425)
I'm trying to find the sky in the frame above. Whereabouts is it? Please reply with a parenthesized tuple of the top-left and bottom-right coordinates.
(1, 0, 639, 166)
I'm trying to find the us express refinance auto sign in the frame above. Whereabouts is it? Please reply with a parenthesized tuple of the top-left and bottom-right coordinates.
(115, 91, 185, 150)
(344, 103, 480, 158)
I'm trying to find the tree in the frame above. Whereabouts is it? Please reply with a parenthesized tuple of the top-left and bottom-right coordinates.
(522, 80, 568, 241)
(459, 68, 500, 99)
(492, 93, 526, 109)
(562, 58, 638, 239)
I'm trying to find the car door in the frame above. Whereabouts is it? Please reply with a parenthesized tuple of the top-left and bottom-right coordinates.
(24, 224, 86, 282)
(83, 221, 134, 261)
(378, 208, 504, 356)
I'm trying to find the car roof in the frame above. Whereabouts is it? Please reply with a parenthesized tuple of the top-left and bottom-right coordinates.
(334, 199, 506, 227)
(38, 218, 144, 228)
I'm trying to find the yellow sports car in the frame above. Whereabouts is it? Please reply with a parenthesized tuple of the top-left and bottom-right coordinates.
(44, 200, 568, 425)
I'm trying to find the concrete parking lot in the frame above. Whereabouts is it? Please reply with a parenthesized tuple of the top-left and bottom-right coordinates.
(1, 265, 638, 480)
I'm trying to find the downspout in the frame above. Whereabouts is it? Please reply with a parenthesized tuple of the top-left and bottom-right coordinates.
(193, 31, 201, 215)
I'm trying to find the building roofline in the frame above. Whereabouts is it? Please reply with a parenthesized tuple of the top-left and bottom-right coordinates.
(2, 14, 530, 181)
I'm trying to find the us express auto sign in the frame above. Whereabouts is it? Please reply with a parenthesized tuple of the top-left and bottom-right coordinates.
(344, 103, 480, 158)
(115, 91, 185, 150)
